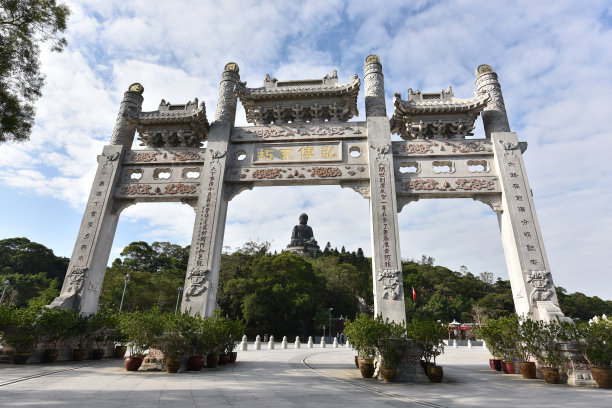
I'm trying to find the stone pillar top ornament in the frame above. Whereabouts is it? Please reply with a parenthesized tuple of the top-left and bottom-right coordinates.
(109, 83, 144, 148)
(474, 64, 511, 138)
(214, 62, 241, 124)
(363, 55, 387, 117)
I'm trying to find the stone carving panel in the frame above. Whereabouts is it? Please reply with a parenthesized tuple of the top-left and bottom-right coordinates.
(233, 123, 365, 142)
(526, 270, 554, 306)
(184, 268, 209, 300)
(401, 178, 496, 192)
(118, 183, 198, 196)
(393, 140, 492, 156)
(378, 269, 401, 300)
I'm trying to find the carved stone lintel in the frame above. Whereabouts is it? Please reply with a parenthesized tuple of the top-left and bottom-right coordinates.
(224, 183, 254, 201)
(396, 195, 419, 213)
(473, 194, 503, 213)
(339, 181, 370, 199)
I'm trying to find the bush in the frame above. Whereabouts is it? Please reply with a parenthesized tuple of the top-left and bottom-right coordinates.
(118, 308, 164, 357)
(0, 305, 39, 352)
(407, 319, 446, 365)
(37, 307, 76, 350)
(375, 317, 407, 368)
(577, 315, 612, 368)
(343, 314, 379, 358)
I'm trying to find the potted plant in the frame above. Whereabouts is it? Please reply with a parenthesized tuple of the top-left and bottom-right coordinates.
(37, 308, 76, 363)
(227, 318, 245, 363)
(70, 314, 93, 361)
(497, 315, 519, 374)
(104, 313, 128, 358)
(216, 317, 232, 365)
(577, 315, 612, 388)
(89, 312, 108, 360)
(375, 317, 407, 382)
(0, 305, 39, 364)
(408, 319, 446, 382)
(156, 313, 187, 373)
(473, 319, 504, 371)
(516, 315, 541, 379)
(344, 314, 379, 378)
(201, 314, 222, 369)
(535, 319, 566, 384)
(118, 309, 164, 371)
(181, 313, 205, 371)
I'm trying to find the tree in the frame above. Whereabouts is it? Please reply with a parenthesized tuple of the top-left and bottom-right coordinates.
(0, 0, 70, 142)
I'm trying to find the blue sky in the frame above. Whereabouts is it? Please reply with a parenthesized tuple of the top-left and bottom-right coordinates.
(0, 0, 611, 300)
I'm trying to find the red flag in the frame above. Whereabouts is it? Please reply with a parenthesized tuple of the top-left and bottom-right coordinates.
(412, 286, 417, 302)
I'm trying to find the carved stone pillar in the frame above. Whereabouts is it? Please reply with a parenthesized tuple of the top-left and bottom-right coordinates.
(364, 55, 406, 324)
(492, 132, 565, 322)
(49, 145, 125, 314)
(363, 55, 387, 118)
(109, 83, 144, 148)
(181, 63, 240, 316)
(475, 65, 511, 138)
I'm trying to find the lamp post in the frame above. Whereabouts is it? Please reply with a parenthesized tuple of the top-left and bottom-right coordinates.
(119, 273, 130, 314)
(175, 287, 183, 314)
(328, 307, 333, 339)
(0, 279, 10, 304)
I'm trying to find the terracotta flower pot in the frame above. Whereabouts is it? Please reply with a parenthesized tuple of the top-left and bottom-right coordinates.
(124, 356, 144, 371)
(91, 349, 105, 360)
(73, 348, 87, 361)
(188, 355, 204, 371)
(359, 359, 375, 378)
(426, 364, 443, 383)
(229, 351, 238, 363)
(489, 358, 502, 371)
(43, 349, 60, 363)
(380, 366, 397, 382)
(590, 366, 612, 389)
(114, 345, 127, 359)
(166, 357, 181, 373)
(518, 361, 537, 379)
(218, 353, 230, 365)
(206, 353, 219, 368)
(11, 352, 30, 365)
(541, 367, 560, 384)
(502, 361, 516, 374)
(354, 355, 359, 368)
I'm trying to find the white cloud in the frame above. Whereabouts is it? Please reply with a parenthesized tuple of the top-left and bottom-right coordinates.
(0, 0, 611, 300)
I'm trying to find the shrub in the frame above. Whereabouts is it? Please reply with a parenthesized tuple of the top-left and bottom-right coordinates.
(407, 319, 446, 365)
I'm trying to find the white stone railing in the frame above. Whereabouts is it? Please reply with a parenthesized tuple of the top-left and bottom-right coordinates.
(238, 335, 351, 350)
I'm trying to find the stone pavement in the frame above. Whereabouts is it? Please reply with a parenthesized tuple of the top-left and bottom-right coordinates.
(0, 346, 610, 407)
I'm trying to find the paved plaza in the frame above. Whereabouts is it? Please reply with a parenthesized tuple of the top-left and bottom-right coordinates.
(0, 346, 610, 407)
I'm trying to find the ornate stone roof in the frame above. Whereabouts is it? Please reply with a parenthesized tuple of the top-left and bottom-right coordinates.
(236, 71, 360, 125)
(126, 99, 209, 148)
(391, 87, 489, 140)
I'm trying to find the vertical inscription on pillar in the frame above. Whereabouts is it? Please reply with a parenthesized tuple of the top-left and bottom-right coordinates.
(193, 164, 219, 271)
(78, 152, 119, 266)
(499, 141, 545, 273)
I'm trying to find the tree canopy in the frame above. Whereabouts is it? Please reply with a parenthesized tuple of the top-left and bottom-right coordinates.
(0, 0, 70, 142)
(1, 237, 610, 337)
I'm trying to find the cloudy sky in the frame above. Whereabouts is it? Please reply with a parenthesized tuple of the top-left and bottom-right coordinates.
(1, 1, 611, 300)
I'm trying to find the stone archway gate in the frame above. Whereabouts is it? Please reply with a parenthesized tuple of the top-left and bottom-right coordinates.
(50, 56, 566, 323)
